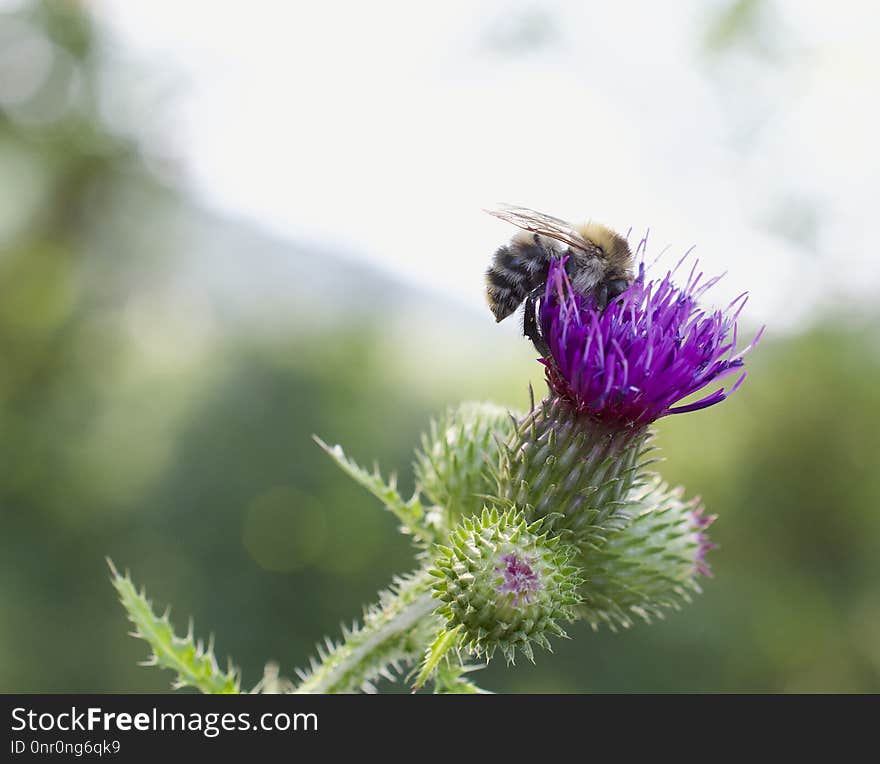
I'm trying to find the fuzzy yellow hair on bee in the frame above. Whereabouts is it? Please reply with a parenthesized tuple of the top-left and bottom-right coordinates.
(576, 221, 633, 272)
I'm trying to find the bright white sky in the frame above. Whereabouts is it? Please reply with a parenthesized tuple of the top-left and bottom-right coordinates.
(94, 0, 880, 332)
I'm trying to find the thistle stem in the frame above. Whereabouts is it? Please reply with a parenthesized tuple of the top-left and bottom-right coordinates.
(294, 571, 440, 694)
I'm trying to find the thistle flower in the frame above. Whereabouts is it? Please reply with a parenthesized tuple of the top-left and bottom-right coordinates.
(415, 402, 515, 531)
(431, 508, 582, 664)
(497, 253, 757, 573)
(112, 227, 760, 693)
(538, 257, 762, 428)
(576, 476, 717, 629)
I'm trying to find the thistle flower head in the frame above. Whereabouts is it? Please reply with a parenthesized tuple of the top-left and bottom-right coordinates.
(415, 402, 515, 529)
(431, 508, 582, 664)
(576, 477, 718, 629)
(538, 256, 762, 427)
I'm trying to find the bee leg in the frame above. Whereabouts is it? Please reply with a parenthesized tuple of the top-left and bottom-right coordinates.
(523, 293, 551, 358)
(595, 282, 609, 311)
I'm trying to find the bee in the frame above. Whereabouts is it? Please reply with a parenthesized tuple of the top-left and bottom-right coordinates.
(485, 204, 634, 355)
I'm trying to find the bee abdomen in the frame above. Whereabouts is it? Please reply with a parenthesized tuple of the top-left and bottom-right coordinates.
(486, 234, 553, 322)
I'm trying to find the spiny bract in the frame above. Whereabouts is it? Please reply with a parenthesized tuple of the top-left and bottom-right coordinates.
(430, 508, 582, 664)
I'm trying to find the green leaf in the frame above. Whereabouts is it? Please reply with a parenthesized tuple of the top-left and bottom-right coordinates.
(413, 625, 462, 690)
(314, 436, 433, 544)
(432, 660, 492, 694)
(108, 559, 240, 694)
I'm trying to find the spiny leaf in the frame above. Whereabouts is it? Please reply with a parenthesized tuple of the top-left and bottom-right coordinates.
(413, 625, 462, 690)
(313, 436, 432, 544)
(108, 559, 239, 694)
(432, 660, 492, 694)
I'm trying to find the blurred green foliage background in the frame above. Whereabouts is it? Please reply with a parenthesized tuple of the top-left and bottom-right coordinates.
(1, 2, 878, 693)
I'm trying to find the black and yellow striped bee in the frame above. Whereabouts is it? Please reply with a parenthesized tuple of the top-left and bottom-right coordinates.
(485, 204, 634, 354)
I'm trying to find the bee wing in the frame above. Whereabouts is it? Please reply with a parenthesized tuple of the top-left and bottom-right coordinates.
(485, 203, 595, 253)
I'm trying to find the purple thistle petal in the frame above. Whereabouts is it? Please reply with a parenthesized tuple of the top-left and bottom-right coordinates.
(666, 388, 728, 415)
(689, 506, 718, 578)
(538, 257, 761, 427)
(496, 553, 541, 607)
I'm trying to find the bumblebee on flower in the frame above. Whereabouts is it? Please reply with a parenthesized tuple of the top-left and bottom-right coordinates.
(113, 206, 764, 694)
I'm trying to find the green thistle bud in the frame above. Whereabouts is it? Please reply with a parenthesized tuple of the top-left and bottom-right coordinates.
(497, 395, 653, 564)
(430, 508, 582, 664)
(578, 475, 716, 630)
(415, 402, 516, 530)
